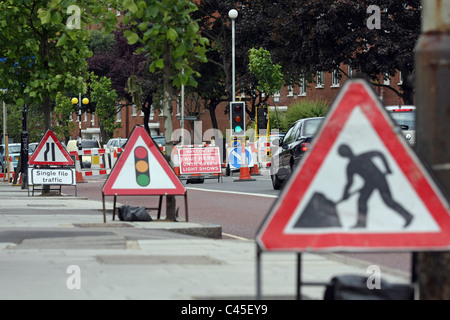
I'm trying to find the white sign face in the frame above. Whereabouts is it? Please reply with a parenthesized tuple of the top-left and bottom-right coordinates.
(111, 136, 176, 190)
(178, 147, 222, 174)
(284, 106, 439, 234)
(28, 168, 76, 185)
(28, 130, 74, 166)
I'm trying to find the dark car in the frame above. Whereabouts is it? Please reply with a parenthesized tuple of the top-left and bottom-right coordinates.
(270, 117, 324, 190)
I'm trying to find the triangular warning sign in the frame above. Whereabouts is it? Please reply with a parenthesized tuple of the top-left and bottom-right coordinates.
(102, 126, 185, 196)
(257, 79, 450, 252)
(29, 129, 74, 166)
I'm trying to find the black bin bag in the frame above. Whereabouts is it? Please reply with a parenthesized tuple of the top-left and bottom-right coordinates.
(118, 205, 152, 222)
(323, 275, 414, 300)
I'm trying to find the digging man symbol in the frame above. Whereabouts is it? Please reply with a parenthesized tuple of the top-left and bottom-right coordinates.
(338, 144, 414, 229)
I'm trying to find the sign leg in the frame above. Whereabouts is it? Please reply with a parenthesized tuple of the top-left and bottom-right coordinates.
(256, 245, 262, 300)
(157, 195, 163, 220)
(113, 195, 117, 221)
(296, 253, 302, 300)
(102, 192, 106, 223)
(184, 193, 189, 222)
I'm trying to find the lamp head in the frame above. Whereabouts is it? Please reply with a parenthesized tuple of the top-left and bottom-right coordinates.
(228, 9, 238, 20)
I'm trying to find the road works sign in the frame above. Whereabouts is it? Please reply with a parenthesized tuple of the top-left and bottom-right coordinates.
(228, 147, 253, 169)
(102, 126, 185, 196)
(178, 147, 222, 175)
(256, 79, 450, 252)
(29, 129, 74, 166)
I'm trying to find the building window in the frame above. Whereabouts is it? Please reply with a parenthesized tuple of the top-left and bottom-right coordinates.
(398, 71, 403, 85)
(274, 90, 280, 102)
(348, 65, 353, 78)
(383, 73, 390, 86)
(150, 104, 154, 121)
(116, 105, 121, 122)
(299, 77, 306, 96)
(331, 70, 340, 88)
(287, 85, 294, 97)
(132, 104, 137, 116)
(84, 111, 87, 122)
(316, 71, 325, 88)
(91, 113, 95, 124)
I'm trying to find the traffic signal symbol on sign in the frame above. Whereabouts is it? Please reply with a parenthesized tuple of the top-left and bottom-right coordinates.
(134, 146, 150, 186)
(230, 102, 246, 136)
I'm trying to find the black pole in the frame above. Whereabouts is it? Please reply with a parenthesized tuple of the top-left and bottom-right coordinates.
(20, 104, 28, 189)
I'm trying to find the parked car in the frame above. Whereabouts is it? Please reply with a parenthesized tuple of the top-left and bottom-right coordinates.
(270, 117, 325, 190)
(66, 139, 101, 168)
(3, 143, 22, 172)
(152, 135, 165, 153)
(105, 138, 128, 151)
(1, 142, 41, 172)
(385, 105, 416, 146)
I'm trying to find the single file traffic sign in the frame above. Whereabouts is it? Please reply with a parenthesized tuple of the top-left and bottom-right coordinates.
(256, 79, 450, 252)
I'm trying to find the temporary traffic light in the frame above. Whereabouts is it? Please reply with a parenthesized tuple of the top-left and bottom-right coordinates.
(257, 105, 268, 130)
(134, 146, 150, 186)
(230, 102, 246, 136)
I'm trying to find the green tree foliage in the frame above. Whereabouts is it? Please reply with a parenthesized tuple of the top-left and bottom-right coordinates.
(53, 92, 75, 143)
(89, 72, 119, 142)
(248, 48, 284, 97)
(1, 105, 45, 143)
(273, 100, 329, 132)
(0, 0, 119, 131)
(122, 0, 209, 221)
(270, 0, 421, 104)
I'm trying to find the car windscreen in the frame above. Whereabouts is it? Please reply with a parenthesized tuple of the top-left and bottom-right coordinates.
(389, 111, 415, 130)
(152, 137, 165, 146)
(8, 145, 21, 153)
(303, 119, 323, 136)
(80, 141, 99, 148)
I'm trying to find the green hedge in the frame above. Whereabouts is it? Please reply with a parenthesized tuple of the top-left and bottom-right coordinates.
(269, 100, 329, 132)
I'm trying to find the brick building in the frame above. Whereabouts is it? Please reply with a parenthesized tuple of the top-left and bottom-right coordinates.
(68, 67, 408, 145)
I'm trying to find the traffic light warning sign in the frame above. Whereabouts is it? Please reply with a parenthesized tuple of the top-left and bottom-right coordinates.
(102, 126, 185, 196)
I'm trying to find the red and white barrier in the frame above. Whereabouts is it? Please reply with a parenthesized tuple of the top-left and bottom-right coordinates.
(69, 148, 123, 178)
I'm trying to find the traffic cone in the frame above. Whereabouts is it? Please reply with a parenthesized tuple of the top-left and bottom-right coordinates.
(111, 149, 118, 168)
(8, 156, 14, 183)
(74, 152, 85, 183)
(234, 144, 256, 182)
(251, 163, 261, 176)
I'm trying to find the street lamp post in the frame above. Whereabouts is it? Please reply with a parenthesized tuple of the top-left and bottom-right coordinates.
(228, 9, 238, 102)
(72, 94, 89, 142)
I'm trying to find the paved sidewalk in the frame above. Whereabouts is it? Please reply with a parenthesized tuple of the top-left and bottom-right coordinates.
(0, 182, 411, 300)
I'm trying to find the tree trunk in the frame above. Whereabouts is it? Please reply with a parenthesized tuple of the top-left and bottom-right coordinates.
(208, 99, 219, 130)
(163, 41, 177, 221)
(143, 96, 153, 136)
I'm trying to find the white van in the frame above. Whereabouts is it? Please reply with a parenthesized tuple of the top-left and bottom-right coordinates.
(385, 105, 416, 146)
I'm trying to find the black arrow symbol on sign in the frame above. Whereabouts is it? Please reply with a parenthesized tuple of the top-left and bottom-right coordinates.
(44, 142, 55, 162)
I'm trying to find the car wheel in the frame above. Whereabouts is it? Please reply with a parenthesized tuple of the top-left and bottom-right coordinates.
(271, 174, 283, 190)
